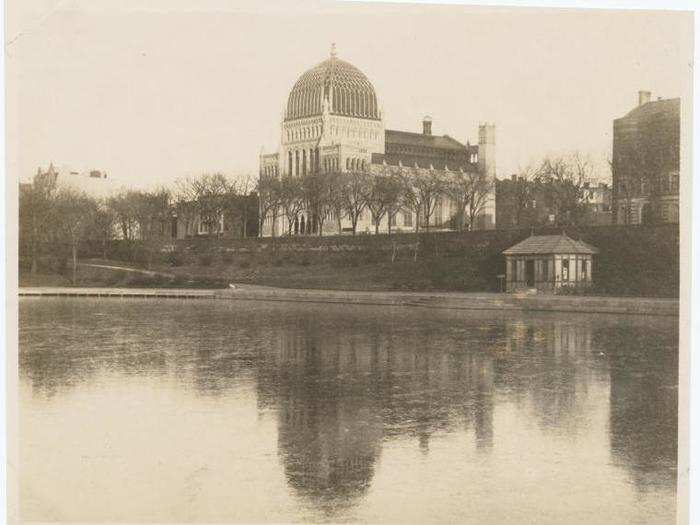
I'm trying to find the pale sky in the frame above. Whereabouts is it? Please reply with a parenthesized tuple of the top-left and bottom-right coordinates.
(7, 0, 693, 189)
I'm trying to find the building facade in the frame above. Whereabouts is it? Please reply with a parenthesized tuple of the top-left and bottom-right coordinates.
(496, 176, 612, 229)
(612, 91, 680, 225)
(29, 163, 118, 199)
(259, 46, 496, 236)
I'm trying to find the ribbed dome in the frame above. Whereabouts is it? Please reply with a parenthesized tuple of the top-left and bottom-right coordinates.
(285, 53, 380, 121)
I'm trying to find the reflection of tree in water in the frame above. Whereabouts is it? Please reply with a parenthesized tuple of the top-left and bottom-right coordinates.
(21, 300, 679, 512)
(600, 323, 678, 490)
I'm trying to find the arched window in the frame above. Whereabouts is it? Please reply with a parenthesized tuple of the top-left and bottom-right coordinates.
(315, 147, 320, 173)
(288, 151, 293, 175)
(295, 150, 300, 176)
(302, 150, 307, 175)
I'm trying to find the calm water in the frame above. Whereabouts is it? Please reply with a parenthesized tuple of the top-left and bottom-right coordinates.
(19, 298, 678, 524)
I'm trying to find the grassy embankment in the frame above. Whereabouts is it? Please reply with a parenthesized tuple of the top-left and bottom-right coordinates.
(19, 224, 680, 297)
(19, 248, 491, 292)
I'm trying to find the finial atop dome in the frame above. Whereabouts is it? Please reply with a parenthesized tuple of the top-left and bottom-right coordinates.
(330, 42, 337, 58)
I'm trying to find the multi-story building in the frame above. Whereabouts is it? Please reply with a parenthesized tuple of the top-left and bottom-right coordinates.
(582, 181, 612, 225)
(259, 46, 496, 236)
(496, 176, 612, 230)
(28, 163, 118, 199)
(612, 91, 680, 225)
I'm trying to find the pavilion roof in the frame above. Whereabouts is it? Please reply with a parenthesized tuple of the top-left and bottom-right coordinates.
(503, 234, 598, 255)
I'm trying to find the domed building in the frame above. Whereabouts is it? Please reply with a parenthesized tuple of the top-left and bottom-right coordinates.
(260, 45, 496, 236)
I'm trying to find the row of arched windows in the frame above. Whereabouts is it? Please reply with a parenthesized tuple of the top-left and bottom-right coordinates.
(287, 123, 322, 142)
(329, 125, 380, 141)
(323, 157, 339, 172)
(287, 147, 321, 176)
(345, 158, 367, 171)
(261, 165, 279, 177)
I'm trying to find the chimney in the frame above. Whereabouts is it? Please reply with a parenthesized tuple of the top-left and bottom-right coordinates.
(638, 90, 651, 106)
(511, 174, 517, 181)
(422, 115, 432, 135)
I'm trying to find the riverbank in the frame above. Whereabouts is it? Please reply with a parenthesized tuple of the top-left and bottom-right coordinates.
(18, 285, 679, 316)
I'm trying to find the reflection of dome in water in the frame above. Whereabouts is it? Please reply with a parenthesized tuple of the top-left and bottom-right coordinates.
(285, 46, 380, 121)
(277, 397, 382, 514)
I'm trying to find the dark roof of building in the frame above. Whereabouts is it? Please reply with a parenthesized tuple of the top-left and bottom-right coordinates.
(503, 234, 598, 255)
(618, 97, 680, 121)
(385, 129, 466, 151)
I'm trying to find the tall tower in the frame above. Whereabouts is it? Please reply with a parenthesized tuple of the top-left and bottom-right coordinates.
(477, 123, 496, 229)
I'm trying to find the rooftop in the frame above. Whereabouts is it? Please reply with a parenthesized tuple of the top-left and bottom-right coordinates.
(385, 129, 466, 151)
(618, 97, 680, 121)
(503, 234, 598, 255)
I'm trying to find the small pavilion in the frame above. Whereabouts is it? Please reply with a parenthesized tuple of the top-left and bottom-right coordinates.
(502, 233, 598, 292)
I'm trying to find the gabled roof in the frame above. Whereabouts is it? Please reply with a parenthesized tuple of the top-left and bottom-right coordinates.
(503, 234, 598, 255)
(385, 129, 466, 151)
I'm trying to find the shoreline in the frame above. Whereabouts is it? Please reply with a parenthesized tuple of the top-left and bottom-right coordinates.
(18, 285, 679, 317)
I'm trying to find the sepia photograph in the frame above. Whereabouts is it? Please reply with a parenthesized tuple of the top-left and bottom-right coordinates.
(4, 0, 694, 523)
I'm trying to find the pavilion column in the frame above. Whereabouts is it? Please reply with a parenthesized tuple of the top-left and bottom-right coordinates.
(517, 258, 524, 285)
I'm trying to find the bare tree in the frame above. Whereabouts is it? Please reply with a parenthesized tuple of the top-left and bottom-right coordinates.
(107, 190, 141, 260)
(188, 173, 229, 235)
(397, 167, 419, 234)
(19, 168, 58, 274)
(54, 187, 97, 284)
(447, 164, 493, 231)
(90, 201, 115, 260)
(173, 178, 198, 238)
(398, 167, 423, 260)
(464, 165, 494, 231)
(339, 170, 370, 235)
(327, 171, 346, 235)
(278, 175, 304, 235)
(230, 175, 255, 238)
(134, 188, 172, 266)
(401, 166, 447, 232)
(536, 153, 591, 227)
(365, 169, 402, 235)
(301, 171, 334, 236)
(137, 188, 172, 242)
(510, 165, 539, 228)
(257, 173, 282, 238)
